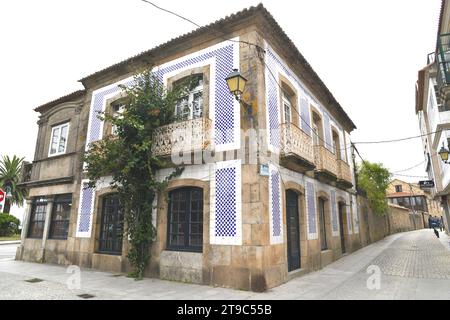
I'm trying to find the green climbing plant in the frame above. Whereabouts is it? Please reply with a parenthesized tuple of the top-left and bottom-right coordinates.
(357, 161, 391, 216)
(83, 70, 193, 279)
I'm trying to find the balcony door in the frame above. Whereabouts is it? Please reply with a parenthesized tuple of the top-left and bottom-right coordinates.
(286, 190, 301, 271)
(175, 74, 203, 120)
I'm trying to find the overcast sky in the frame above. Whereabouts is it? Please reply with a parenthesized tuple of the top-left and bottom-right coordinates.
(1, 0, 442, 219)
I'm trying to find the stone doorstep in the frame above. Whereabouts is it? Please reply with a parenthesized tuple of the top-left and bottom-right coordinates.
(0, 241, 21, 245)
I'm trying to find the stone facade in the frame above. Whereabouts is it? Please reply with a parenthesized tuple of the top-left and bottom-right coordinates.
(387, 179, 444, 217)
(415, 0, 450, 234)
(15, 4, 405, 292)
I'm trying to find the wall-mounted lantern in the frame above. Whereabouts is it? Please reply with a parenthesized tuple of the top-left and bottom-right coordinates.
(225, 69, 252, 118)
(225, 69, 247, 100)
(439, 142, 449, 164)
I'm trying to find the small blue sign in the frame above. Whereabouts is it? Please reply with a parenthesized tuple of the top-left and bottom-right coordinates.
(260, 164, 269, 176)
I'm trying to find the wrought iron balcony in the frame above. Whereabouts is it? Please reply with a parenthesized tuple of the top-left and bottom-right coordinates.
(20, 162, 32, 183)
(336, 159, 353, 189)
(313, 145, 338, 182)
(280, 123, 315, 173)
(151, 117, 213, 157)
(436, 33, 450, 92)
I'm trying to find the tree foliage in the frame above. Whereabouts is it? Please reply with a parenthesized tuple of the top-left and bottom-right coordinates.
(84, 71, 191, 278)
(0, 213, 20, 236)
(0, 155, 27, 214)
(357, 161, 391, 216)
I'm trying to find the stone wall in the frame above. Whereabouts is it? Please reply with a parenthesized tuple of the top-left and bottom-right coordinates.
(358, 198, 427, 247)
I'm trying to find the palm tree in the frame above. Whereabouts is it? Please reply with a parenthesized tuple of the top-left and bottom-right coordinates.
(0, 155, 27, 214)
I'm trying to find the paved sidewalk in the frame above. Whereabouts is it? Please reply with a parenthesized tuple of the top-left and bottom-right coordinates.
(1, 229, 450, 299)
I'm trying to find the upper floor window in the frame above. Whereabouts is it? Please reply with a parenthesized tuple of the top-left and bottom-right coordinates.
(282, 91, 292, 123)
(311, 111, 323, 146)
(395, 185, 402, 193)
(175, 75, 203, 121)
(111, 103, 126, 135)
(49, 122, 69, 156)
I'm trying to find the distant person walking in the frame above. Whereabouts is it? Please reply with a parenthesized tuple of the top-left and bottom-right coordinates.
(434, 228, 440, 238)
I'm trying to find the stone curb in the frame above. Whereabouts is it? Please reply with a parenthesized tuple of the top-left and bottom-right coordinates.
(0, 241, 21, 245)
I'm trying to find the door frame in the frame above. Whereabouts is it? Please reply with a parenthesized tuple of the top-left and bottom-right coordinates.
(285, 189, 301, 272)
(338, 201, 347, 254)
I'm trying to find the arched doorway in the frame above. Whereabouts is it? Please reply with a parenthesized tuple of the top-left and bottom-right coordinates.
(286, 190, 301, 271)
(338, 202, 346, 254)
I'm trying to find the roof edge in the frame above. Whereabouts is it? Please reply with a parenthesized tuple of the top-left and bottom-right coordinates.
(34, 89, 86, 113)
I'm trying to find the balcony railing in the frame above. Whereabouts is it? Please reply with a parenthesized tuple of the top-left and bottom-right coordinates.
(280, 122, 315, 166)
(337, 159, 353, 188)
(313, 145, 338, 178)
(436, 33, 450, 91)
(152, 117, 213, 157)
(20, 162, 32, 183)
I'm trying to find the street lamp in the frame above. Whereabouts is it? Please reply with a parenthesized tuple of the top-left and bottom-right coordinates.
(225, 69, 247, 100)
(439, 142, 449, 164)
(225, 69, 252, 117)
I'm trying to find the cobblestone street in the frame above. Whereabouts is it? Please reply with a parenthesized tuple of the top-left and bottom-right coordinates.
(1, 229, 450, 300)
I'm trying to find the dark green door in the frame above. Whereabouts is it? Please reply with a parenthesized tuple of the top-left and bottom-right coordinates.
(286, 190, 301, 271)
(338, 203, 346, 254)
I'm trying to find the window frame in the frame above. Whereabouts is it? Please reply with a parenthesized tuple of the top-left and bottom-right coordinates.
(97, 194, 124, 255)
(282, 92, 292, 124)
(395, 185, 403, 193)
(48, 194, 72, 240)
(111, 103, 126, 136)
(27, 197, 48, 239)
(175, 75, 204, 121)
(48, 122, 70, 157)
(166, 187, 203, 253)
(318, 197, 328, 251)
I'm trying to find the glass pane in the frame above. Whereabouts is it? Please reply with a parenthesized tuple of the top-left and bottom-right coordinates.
(176, 96, 189, 120)
(192, 91, 203, 118)
(50, 127, 60, 154)
(58, 125, 68, 153)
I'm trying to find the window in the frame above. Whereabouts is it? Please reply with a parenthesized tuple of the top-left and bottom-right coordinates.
(175, 75, 203, 120)
(395, 185, 402, 193)
(49, 194, 72, 240)
(111, 103, 126, 135)
(27, 197, 47, 239)
(98, 194, 124, 255)
(404, 197, 410, 206)
(167, 187, 203, 252)
(48, 122, 69, 156)
(318, 198, 328, 251)
(311, 111, 323, 146)
(282, 92, 292, 123)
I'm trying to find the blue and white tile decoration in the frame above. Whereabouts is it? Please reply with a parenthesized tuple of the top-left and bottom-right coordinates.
(269, 163, 283, 244)
(210, 159, 242, 245)
(264, 41, 349, 159)
(75, 180, 95, 238)
(77, 39, 240, 238)
(330, 189, 339, 237)
(305, 180, 318, 240)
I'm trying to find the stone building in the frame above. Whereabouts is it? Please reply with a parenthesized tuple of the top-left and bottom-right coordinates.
(16, 4, 362, 291)
(415, 0, 450, 234)
(387, 179, 444, 217)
